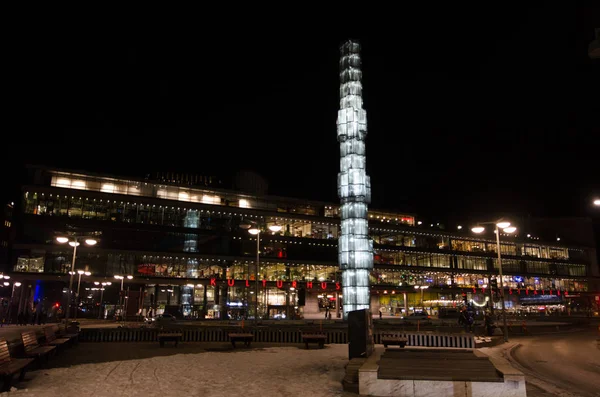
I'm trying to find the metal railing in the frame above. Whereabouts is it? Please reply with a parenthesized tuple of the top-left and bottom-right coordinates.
(79, 327, 475, 348)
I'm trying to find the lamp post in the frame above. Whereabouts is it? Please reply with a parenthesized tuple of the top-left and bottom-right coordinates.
(114, 275, 133, 321)
(414, 285, 429, 309)
(242, 221, 281, 324)
(247, 227, 260, 323)
(593, 199, 600, 207)
(472, 220, 517, 342)
(8, 281, 21, 324)
(73, 270, 92, 319)
(56, 235, 98, 324)
(95, 281, 111, 319)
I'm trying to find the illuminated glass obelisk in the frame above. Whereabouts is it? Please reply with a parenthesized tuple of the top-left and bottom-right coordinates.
(337, 40, 373, 320)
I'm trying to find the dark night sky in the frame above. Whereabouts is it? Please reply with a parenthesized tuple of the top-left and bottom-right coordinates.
(4, 5, 600, 225)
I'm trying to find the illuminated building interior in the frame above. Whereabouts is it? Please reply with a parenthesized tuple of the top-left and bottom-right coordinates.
(9, 165, 598, 320)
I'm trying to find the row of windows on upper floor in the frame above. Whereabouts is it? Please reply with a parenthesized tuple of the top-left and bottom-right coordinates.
(12, 249, 588, 292)
(22, 193, 586, 262)
(13, 236, 587, 278)
(45, 174, 416, 225)
(19, 220, 585, 273)
(41, 171, 387, 223)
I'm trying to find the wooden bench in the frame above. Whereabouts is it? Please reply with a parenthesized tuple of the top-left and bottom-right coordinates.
(157, 332, 182, 347)
(301, 330, 327, 349)
(380, 333, 408, 348)
(0, 339, 34, 392)
(378, 349, 502, 382)
(58, 325, 80, 344)
(228, 333, 253, 348)
(44, 327, 71, 348)
(21, 331, 56, 364)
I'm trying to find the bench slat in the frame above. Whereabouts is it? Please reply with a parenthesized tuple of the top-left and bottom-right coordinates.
(0, 339, 11, 365)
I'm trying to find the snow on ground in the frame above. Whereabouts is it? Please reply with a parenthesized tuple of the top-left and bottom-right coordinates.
(4, 344, 350, 397)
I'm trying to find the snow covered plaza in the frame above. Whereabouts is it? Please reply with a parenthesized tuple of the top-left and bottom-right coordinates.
(3, 343, 352, 397)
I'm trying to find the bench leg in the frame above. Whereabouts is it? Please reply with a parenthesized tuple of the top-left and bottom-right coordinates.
(160, 340, 165, 347)
(1, 375, 12, 392)
(231, 340, 236, 348)
(19, 368, 27, 382)
(305, 342, 309, 350)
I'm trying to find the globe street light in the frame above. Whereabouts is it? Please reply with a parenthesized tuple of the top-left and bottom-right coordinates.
(56, 235, 98, 324)
(471, 220, 517, 342)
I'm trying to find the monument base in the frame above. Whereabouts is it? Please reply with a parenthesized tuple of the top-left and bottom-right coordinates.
(357, 346, 526, 397)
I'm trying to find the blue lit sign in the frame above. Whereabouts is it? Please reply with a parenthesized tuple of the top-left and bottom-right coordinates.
(513, 276, 523, 283)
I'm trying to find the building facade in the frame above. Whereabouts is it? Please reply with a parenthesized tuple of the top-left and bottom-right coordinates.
(7, 165, 599, 320)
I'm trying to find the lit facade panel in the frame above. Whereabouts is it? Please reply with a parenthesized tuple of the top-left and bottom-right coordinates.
(340, 202, 368, 219)
(341, 218, 369, 236)
(339, 140, 365, 157)
(337, 40, 374, 319)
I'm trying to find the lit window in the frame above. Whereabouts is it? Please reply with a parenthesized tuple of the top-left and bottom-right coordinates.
(55, 178, 71, 187)
(201, 195, 220, 204)
(71, 180, 86, 190)
(101, 184, 116, 193)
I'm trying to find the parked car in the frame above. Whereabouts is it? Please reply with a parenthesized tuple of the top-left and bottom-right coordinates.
(402, 311, 431, 320)
(145, 313, 177, 325)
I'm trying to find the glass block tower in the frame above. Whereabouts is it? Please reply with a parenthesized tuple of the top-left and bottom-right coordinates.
(337, 40, 373, 319)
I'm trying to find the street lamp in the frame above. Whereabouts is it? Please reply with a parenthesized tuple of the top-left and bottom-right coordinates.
(471, 220, 517, 342)
(414, 285, 429, 308)
(96, 281, 111, 319)
(247, 227, 261, 323)
(8, 281, 22, 324)
(240, 222, 280, 324)
(593, 199, 600, 206)
(73, 270, 92, 319)
(114, 275, 133, 320)
(56, 235, 98, 324)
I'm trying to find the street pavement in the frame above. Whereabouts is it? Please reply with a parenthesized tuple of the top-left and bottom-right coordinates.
(480, 328, 600, 397)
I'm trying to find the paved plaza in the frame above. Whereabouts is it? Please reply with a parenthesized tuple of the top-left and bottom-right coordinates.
(1, 342, 352, 397)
